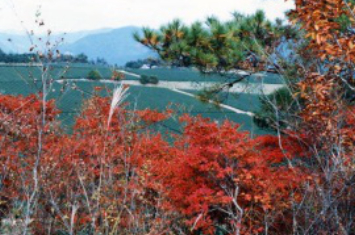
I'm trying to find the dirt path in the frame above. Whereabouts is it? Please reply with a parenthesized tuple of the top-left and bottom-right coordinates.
(118, 70, 141, 78)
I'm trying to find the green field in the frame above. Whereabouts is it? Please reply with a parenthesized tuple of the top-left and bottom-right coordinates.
(53, 83, 267, 134)
(0, 64, 274, 135)
(184, 89, 262, 113)
(0, 63, 131, 81)
(126, 67, 285, 84)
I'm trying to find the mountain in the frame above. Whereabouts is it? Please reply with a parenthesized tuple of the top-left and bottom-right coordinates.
(0, 26, 155, 65)
(55, 28, 114, 44)
(0, 33, 31, 53)
(0, 28, 112, 53)
(60, 26, 154, 65)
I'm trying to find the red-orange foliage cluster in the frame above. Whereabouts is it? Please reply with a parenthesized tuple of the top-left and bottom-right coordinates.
(288, 0, 355, 152)
(284, 2, 355, 233)
(0, 94, 169, 234)
(0, 93, 307, 234)
(144, 114, 305, 234)
(290, 0, 355, 61)
(0, 94, 60, 200)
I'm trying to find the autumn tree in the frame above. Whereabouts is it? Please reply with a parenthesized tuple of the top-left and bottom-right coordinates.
(144, 115, 304, 234)
(0, 92, 307, 234)
(135, 1, 355, 234)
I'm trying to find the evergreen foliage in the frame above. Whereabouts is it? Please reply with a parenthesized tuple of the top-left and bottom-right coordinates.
(134, 10, 298, 75)
(87, 70, 102, 80)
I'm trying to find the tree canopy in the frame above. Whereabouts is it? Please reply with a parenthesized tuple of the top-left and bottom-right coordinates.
(134, 10, 298, 76)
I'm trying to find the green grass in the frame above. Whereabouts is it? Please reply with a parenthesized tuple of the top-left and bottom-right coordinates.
(126, 67, 285, 84)
(0, 64, 124, 81)
(185, 89, 262, 113)
(0, 81, 38, 95)
(0, 79, 268, 135)
(0, 64, 284, 83)
(50, 82, 267, 135)
(126, 67, 224, 82)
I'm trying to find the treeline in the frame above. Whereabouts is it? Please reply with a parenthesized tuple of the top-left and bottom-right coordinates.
(0, 49, 108, 65)
(125, 57, 162, 68)
(0, 49, 36, 63)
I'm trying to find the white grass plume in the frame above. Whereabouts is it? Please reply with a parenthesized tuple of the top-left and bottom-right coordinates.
(107, 85, 129, 129)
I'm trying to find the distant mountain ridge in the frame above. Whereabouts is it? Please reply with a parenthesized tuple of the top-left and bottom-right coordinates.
(60, 26, 154, 65)
(0, 26, 155, 65)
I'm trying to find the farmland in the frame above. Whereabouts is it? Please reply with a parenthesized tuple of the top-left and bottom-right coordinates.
(126, 67, 285, 84)
(0, 64, 277, 135)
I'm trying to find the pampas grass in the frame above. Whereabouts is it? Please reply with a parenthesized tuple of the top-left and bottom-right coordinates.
(107, 85, 129, 129)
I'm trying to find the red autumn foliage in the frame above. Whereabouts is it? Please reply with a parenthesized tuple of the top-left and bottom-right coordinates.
(0, 93, 309, 234)
(1, 1, 355, 234)
(143, 114, 305, 234)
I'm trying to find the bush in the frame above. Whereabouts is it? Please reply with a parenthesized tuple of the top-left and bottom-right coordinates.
(254, 87, 294, 129)
(139, 75, 150, 84)
(149, 75, 159, 84)
(139, 75, 159, 85)
(87, 70, 102, 80)
(111, 71, 125, 80)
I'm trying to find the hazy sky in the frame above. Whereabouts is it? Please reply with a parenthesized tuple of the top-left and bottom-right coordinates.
(0, 0, 294, 33)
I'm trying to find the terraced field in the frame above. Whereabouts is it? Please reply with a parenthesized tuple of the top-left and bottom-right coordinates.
(126, 67, 285, 84)
(0, 64, 278, 135)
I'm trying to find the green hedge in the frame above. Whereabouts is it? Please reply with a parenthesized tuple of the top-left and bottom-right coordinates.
(139, 75, 159, 85)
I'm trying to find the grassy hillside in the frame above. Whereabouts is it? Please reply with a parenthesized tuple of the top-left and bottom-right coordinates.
(0, 64, 274, 135)
(184, 89, 262, 113)
(50, 82, 266, 134)
(0, 63, 140, 82)
(127, 67, 285, 84)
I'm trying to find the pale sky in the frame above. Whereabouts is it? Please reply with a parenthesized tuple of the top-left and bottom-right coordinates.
(0, 0, 294, 34)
